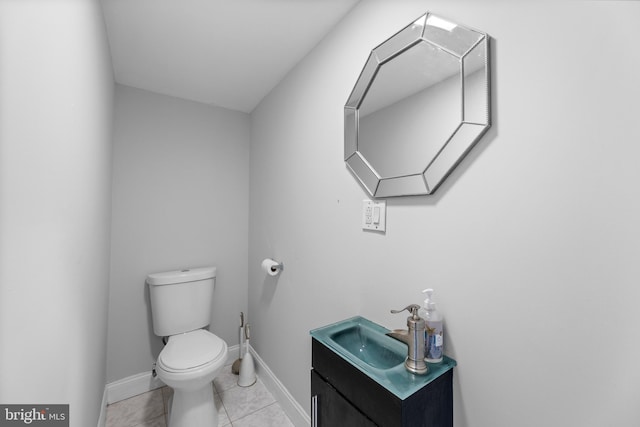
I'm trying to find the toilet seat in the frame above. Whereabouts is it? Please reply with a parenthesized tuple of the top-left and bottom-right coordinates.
(159, 329, 226, 372)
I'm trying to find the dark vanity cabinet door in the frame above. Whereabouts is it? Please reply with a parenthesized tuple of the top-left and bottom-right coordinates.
(311, 338, 453, 427)
(311, 370, 376, 427)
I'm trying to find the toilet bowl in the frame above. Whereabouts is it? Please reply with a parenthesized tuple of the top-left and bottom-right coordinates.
(146, 266, 228, 427)
(155, 329, 228, 427)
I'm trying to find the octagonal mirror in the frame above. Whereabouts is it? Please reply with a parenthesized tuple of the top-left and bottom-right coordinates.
(345, 13, 491, 197)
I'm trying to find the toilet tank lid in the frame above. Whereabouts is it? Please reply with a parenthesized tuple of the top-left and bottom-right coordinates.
(146, 266, 217, 286)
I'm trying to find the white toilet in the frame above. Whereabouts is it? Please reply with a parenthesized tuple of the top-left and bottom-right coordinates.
(147, 266, 228, 427)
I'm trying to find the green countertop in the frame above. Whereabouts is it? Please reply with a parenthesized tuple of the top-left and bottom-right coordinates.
(310, 316, 456, 400)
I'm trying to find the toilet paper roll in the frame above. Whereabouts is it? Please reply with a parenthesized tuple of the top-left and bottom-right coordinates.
(261, 258, 282, 276)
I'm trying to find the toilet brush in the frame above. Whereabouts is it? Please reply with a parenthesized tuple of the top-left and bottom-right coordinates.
(238, 323, 256, 387)
(231, 312, 244, 375)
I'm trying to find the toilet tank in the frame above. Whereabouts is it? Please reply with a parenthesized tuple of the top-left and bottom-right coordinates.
(147, 266, 217, 337)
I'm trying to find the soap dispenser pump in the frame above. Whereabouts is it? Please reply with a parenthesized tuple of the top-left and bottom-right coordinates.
(420, 289, 444, 363)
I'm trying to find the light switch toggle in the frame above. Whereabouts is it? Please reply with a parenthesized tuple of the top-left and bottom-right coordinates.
(362, 200, 386, 232)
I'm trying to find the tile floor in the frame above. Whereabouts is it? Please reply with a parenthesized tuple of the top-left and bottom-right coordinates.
(106, 364, 295, 427)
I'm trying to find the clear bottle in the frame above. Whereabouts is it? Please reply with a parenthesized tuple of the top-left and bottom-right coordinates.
(419, 288, 444, 363)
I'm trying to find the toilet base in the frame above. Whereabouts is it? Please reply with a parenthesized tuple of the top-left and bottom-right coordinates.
(167, 383, 217, 427)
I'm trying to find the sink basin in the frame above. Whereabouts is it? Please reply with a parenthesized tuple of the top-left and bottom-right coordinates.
(329, 324, 405, 369)
(311, 316, 457, 400)
(310, 316, 407, 373)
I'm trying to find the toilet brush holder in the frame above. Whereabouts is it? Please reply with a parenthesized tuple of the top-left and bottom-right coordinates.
(238, 324, 256, 387)
(231, 312, 244, 375)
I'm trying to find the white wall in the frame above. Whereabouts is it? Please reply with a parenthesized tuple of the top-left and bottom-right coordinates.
(106, 85, 250, 382)
(0, 1, 114, 426)
(249, 2, 640, 426)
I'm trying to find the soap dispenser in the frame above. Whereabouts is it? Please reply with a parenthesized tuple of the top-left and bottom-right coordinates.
(420, 289, 444, 363)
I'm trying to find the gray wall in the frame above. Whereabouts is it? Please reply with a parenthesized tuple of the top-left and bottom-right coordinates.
(107, 85, 250, 382)
(249, 2, 640, 426)
(0, 1, 114, 426)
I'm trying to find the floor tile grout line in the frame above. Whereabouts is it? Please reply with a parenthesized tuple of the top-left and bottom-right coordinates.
(228, 401, 281, 426)
(130, 413, 166, 427)
(107, 376, 293, 427)
(218, 380, 277, 425)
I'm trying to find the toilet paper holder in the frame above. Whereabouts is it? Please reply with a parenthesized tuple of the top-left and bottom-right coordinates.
(261, 258, 284, 276)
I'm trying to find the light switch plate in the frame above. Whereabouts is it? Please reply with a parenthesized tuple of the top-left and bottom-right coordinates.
(362, 200, 386, 232)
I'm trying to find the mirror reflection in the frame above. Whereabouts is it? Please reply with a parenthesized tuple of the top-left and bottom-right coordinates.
(345, 13, 491, 197)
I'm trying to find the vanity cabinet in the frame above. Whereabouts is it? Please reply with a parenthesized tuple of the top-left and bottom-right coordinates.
(311, 338, 453, 427)
(311, 370, 377, 427)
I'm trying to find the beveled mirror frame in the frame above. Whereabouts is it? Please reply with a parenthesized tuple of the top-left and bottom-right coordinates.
(345, 13, 491, 197)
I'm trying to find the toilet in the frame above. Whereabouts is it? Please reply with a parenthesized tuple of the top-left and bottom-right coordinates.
(147, 266, 228, 427)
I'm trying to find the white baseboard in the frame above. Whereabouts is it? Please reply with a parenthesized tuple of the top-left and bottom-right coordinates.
(100, 346, 309, 427)
(105, 370, 165, 405)
(249, 345, 310, 427)
(97, 387, 107, 427)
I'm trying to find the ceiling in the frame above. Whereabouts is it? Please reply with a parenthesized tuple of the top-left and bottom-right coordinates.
(100, 0, 360, 113)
